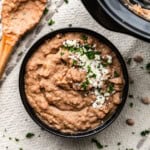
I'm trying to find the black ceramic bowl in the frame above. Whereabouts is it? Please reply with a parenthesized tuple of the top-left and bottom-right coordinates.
(19, 28, 129, 138)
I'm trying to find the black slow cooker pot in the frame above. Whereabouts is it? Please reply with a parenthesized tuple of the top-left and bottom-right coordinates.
(82, 0, 150, 42)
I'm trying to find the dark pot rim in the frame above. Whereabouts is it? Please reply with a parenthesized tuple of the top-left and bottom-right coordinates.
(19, 27, 129, 138)
(82, 0, 150, 42)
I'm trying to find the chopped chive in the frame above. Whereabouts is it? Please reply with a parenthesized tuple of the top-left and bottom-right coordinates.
(64, 0, 69, 3)
(140, 130, 150, 136)
(107, 83, 114, 93)
(97, 88, 101, 93)
(26, 133, 35, 139)
(102, 62, 108, 67)
(84, 44, 92, 50)
(81, 34, 88, 41)
(68, 24, 72, 27)
(129, 94, 134, 98)
(127, 58, 132, 65)
(129, 102, 133, 108)
(18, 51, 23, 57)
(81, 79, 90, 90)
(72, 60, 77, 66)
(114, 71, 120, 77)
(15, 138, 19, 142)
(89, 73, 96, 79)
(44, 8, 49, 15)
(69, 47, 77, 52)
(146, 63, 150, 73)
(91, 138, 103, 149)
(9, 137, 12, 140)
(60, 52, 64, 56)
(87, 65, 92, 73)
(85, 51, 96, 59)
(48, 19, 55, 26)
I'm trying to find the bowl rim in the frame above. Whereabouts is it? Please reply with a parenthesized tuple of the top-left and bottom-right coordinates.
(19, 27, 129, 138)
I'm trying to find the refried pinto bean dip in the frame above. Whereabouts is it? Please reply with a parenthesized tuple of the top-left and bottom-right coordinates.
(25, 32, 125, 134)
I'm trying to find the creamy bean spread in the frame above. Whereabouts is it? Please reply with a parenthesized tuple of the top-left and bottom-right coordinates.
(123, 0, 150, 21)
(2, 0, 46, 40)
(25, 32, 125, 134)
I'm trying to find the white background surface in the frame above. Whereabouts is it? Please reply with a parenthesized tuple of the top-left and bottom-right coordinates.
(0, 0, 150, 150)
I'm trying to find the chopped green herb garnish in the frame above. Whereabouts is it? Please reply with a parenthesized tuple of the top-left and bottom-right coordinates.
(91, 138, 103, 149)
(127, 58, 132, 65)
(84, 44, 92, 50)
(68, 24, 72, 27)
(64, 42, 100, 61)
(85, 51, 96, 59)
(102, 61, 109, 67)
(15, 138, 19, 142)
(48, 19, 55, 26)
(72, 60, 77, 66)
(64, 0, 69, 3)
(129, 95, 134, 98)
(97, 88, 101, 93)
(107, 83, 114, 93)
(19, 148, 23, 150)
(140, 129, 150, 136)
(78, 47, 84, 55)
(9, 137, 11, 140)
(67, 47, 77, 52)
(102, 63, 108, 67)
(146, 63, 150, 73)
(102, 57, 112, 67)
(81, 34, 88, 41)
(114, 71, 120, 77)
(87, 65, 92, 73)
(130, 80, 134, 84)
(70, 47, 77, 52)
(89, 73, 96, 78)
(44, 8, 49, 15)
(81, 79, 90, 90)
(129, 102, 133, 108)
(18, 51, 23, 57)
(60, 52, 64, 56)
(87, 66, 97, 78)
(26, 133, 35, 139)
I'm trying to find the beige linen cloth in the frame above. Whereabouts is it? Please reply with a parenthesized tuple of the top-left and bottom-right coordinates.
(0, 0, 150, 150)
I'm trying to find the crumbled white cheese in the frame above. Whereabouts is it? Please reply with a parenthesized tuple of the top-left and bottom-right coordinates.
(63, 40, 78, 47)
(104, 92, 110, 97)
(93, 89, 105, 108)
(63, 40, 113, 108)
(106, 55, 112, 64)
